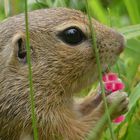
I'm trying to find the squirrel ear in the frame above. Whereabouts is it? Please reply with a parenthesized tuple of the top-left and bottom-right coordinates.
(12, 33, 27, 63)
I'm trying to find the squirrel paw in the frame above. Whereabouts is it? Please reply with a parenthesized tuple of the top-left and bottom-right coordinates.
(106, 91, 129, 119)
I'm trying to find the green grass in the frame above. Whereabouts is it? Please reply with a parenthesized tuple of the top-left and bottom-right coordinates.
(24, 0, 38, 140)
(124, 0, 140, 24)
(85, 1, 115, 139)
(0, 0, 140, 140)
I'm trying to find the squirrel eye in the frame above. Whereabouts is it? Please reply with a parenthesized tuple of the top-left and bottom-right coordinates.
(59, 27, 86, 45)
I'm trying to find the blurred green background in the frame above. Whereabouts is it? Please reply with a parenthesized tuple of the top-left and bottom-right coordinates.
(0, 0, 140, 140)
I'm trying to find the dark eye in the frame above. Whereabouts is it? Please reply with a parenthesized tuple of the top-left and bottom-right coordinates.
(59, 27, 86, 45)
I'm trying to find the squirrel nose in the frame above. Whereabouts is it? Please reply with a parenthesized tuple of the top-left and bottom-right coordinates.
(117, 33, 126, 54)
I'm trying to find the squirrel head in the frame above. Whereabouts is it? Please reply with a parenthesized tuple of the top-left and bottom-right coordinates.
(0, 8, 125, 96)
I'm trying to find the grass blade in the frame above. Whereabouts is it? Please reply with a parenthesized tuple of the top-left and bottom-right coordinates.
(123, 0, 140, 24)
(129, 83, 140, 110)
(85, 1, 115, 140)
(118, 24, 140, 39)
(88, 0, 107, 24)
(25, 0, 38, 140)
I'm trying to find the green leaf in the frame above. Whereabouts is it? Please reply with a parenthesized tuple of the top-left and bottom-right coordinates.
(129, 83, 140, 110)
(125, 120, 140, 140)
(123, 0, 140, 24)
(120, 39, 140, 88)
(113, 39, 140, 90)
(124, 39, 140, 63)
(118, 24, 140, 39)
(125, 38, 140, 68)
(88, 0, 107, 24)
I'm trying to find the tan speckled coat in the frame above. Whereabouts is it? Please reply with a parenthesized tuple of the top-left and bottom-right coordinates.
(0, 8, 128, 140)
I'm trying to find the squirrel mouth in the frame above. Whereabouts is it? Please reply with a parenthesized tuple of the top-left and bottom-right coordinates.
(102, 67, 110, 75)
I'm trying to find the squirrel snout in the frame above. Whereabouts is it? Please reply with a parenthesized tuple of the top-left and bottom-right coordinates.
(118, 33, 126, 54)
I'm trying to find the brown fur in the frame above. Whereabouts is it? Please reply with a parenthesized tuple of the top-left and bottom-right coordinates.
(0, 8, 128, 140)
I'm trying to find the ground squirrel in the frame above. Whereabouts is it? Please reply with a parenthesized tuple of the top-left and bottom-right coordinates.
(0, 8, 129, 140)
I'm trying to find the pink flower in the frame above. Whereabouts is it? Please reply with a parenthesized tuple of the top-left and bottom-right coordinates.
(113, 115, 125, 123)
(103, 72, 125, 123)
(103, 73, 118, 81)
(105, 81, 125, 92)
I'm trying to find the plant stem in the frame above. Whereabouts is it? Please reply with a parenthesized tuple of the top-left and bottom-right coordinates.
(25, 0, 38, 140)
(85, 1, 115, 140)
